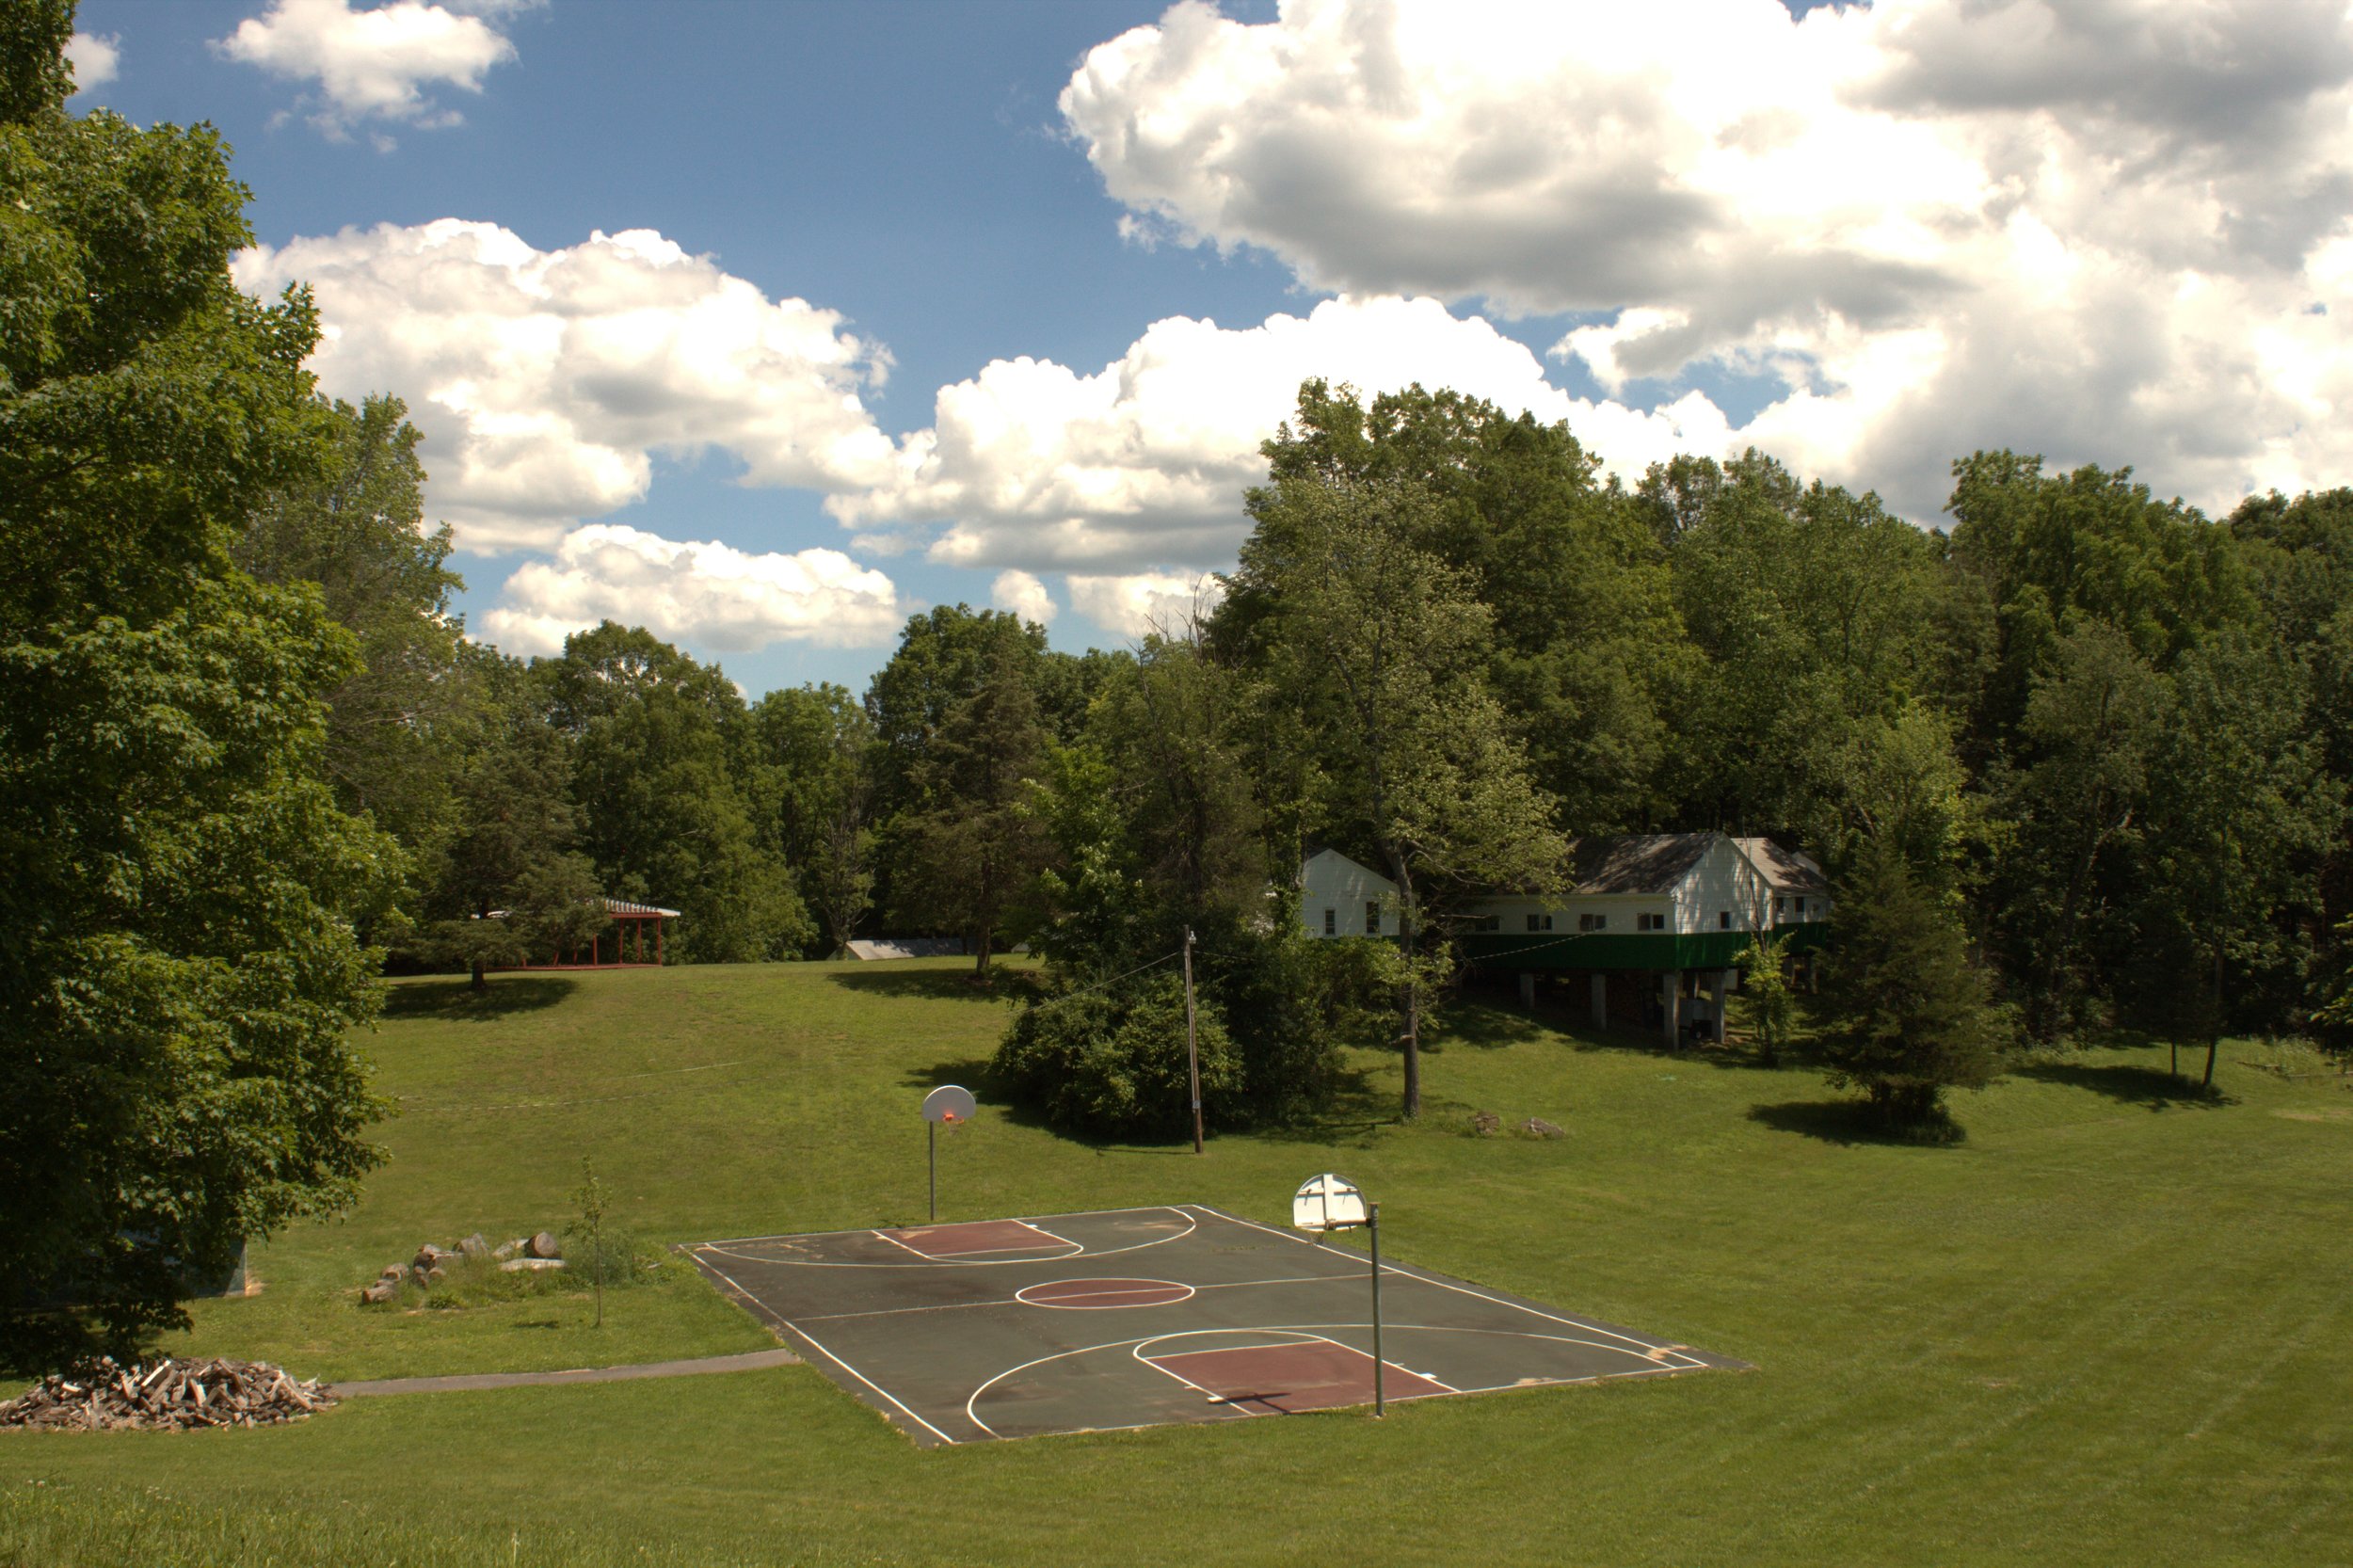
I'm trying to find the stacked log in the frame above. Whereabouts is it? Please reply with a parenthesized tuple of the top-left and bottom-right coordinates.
(0, 1357, 336, 1432)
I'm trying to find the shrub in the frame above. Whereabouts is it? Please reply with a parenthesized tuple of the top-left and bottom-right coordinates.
(994, 972, 1242, 1139)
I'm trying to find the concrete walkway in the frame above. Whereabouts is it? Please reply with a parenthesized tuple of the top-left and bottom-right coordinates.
(332, 1346, 799, 1397)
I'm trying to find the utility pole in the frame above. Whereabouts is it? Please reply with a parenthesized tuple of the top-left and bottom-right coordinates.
(1184, 927, 1203, 1154)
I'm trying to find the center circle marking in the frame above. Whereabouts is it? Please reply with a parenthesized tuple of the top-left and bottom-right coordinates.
(1016, 1277, 1196, 1310)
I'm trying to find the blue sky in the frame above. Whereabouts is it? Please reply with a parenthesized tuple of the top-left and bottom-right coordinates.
(66, 0, 2353, 696)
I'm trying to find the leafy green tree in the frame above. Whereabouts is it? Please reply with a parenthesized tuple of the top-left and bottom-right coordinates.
(544, 627, 808, 964)
(1655, 451, 1953, 845)
(1, 14, 397, 1355)
(1988, 623, 2169, 1039)
(890, 646, 1054, 974)
(1238, 381, 1689, 831)
(994, 973, 1244, 1139)
(752, 683, 877, 956)
(233, 393, 466, 859)
(1737, 932, 1798, 1068)
(414, 648, 606, 988)
(1819, 843, 2013, 1131)
(1221, 469, 1564, 1117)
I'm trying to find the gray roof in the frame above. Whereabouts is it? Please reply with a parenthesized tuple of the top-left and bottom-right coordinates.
(1733, 838, 1830, 894)
(1567, 834, 1720, 895)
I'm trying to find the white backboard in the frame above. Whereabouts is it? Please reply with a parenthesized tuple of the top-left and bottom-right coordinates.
(1292, 1172, 1369, 1231)
(922, 1084, 977, 1124)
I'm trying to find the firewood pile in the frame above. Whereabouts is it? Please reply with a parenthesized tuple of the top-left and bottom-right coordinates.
(0, 1356, 336, 1432)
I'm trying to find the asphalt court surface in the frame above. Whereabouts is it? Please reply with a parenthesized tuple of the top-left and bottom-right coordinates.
(688, 1205, 1745, 1446)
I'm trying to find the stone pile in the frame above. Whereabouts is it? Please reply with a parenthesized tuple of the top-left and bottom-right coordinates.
(360, 1230, 564, 1303)
(0, 1356, 334, 1432)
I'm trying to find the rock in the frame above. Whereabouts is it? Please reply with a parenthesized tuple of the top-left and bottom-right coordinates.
(360, 1279, 398, 1304)
(500, 1257, 565, 1272)
(377, 1265, 403, 1282)
(1470, 1110, 1501, 1136)
(424, 1264, 446, 1284)
(492, 1240, 519, 1261)
(459, 1233, 489, 1260)
(409, 1264, 430, 1288)
(529, 1231, 561, 1260)
(1520, 1116, 1565, 1140)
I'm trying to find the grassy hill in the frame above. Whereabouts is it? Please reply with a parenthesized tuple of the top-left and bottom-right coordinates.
(4, 959, 2350, 1566)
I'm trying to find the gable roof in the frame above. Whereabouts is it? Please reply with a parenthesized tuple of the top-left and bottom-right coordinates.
(1568, 833, 1721, 895)
(1732, 838, 1829, 894)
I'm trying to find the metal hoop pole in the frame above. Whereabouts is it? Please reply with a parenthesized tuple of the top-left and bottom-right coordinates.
(928, 1120, 937, 1223)
(1369, 1203, 1385, 1417)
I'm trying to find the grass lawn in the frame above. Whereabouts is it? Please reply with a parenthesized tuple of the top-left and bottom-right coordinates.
(4, 959, 2350, 1566)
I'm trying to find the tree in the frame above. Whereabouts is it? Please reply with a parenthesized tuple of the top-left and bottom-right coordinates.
(1737, 932, 1798, 1068)
(1989, 623, 2169, 1039)
(233, 393, 467, 859)
(1220, 469, 1564, 1116)
(414, 648, 607, 989)
(752, 683, 876, 956)
(541, 624, 810, 964)
(1818, 843, 2012, 1131)
(1, 13, 397, 1356)
(890, 645, 1053, 974)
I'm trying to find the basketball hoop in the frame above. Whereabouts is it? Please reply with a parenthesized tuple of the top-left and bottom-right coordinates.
(1291, 1172, 1385, 1416)
(922, 1086, 977, 1222)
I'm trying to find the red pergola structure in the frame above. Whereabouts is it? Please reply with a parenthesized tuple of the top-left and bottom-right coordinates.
(510, 898, 680, 970)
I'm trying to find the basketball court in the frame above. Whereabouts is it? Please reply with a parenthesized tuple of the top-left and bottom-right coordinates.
(687, 1204, 1744, 1446)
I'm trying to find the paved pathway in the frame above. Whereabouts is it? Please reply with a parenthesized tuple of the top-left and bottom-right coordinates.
(332, 1346, 798, 1397)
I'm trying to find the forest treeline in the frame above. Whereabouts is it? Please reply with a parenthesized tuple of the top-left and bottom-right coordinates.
(222, 374, 2353, 1134)
(5, 6, 2348, 1349)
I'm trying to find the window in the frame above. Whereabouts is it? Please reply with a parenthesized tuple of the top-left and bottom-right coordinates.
(1469, 915, 1500, 933)
(1578, 912, 1609, 932)
(1526, 913, 1554, 933)
(1719, 910, 1731, 929)
(1774, 895, 1787, 919)
(1637, 912, 1666, 932)
(1323, 907, 1337, 936)
(1793, 897, 1808, 918)
(1366, 901, 1382, 936)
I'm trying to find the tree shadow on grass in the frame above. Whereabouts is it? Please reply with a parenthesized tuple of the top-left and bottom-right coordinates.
(380, 976, 577, 1022)
(825, 968, 1040, 1006)
(1748, 1099, 1966, 1147)
(2014, 1060, 2234, 1111)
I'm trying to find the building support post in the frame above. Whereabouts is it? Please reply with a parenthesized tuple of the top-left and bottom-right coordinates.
(1518, 972, 1536, 1011)
(1709, 969, 1728, 1046)
(1663, 970, 1682, 1049)
(1590, 973, 1609, 1032)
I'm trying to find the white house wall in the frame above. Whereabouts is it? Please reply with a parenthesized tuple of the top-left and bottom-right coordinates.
(1301, 850, 1401, 938)
(1674, 841, 1772, 936)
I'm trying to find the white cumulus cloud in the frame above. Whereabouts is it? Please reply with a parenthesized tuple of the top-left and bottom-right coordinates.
(989, 569, 1057, 625)
(234, 220, 897, 554)
(478, 524, 905, 656)
(1061, 0, 2353, 520)
(832, 294, 1717, 575)
(216, 0, 528, 138)
(65, 31, 120, 91)
(1067, 572, 1224, 639)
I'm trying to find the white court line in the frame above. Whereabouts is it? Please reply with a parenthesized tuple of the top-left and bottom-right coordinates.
(966, 1317, 1688, 1437)
(781, 1320, 957, 1447)
(1193, 1206, 1683, 1358)
(698, 1205, 1199, 1248)
(696, 1208, 1197, 1269)
(1017, 1279, 1196, 1310)
(789, 1271, 1355, 1325)
(1144, 1332, 1465, 1398)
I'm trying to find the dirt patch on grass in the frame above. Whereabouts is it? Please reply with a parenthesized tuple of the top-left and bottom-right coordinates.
(2273, 1109, 2353, 1123)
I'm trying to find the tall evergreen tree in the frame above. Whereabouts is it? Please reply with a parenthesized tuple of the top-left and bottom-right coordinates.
(1819, 843, 2013, 1131)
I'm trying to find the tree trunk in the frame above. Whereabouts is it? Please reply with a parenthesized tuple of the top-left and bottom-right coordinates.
(2202, 944, 2221, 1090)
(1387, 848, 1421, 1120)
(973, 919, 992, 976)
(470, 959, 487, 993)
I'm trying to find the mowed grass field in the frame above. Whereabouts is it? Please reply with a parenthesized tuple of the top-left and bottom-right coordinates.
(5, 958, 2351, 1567)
